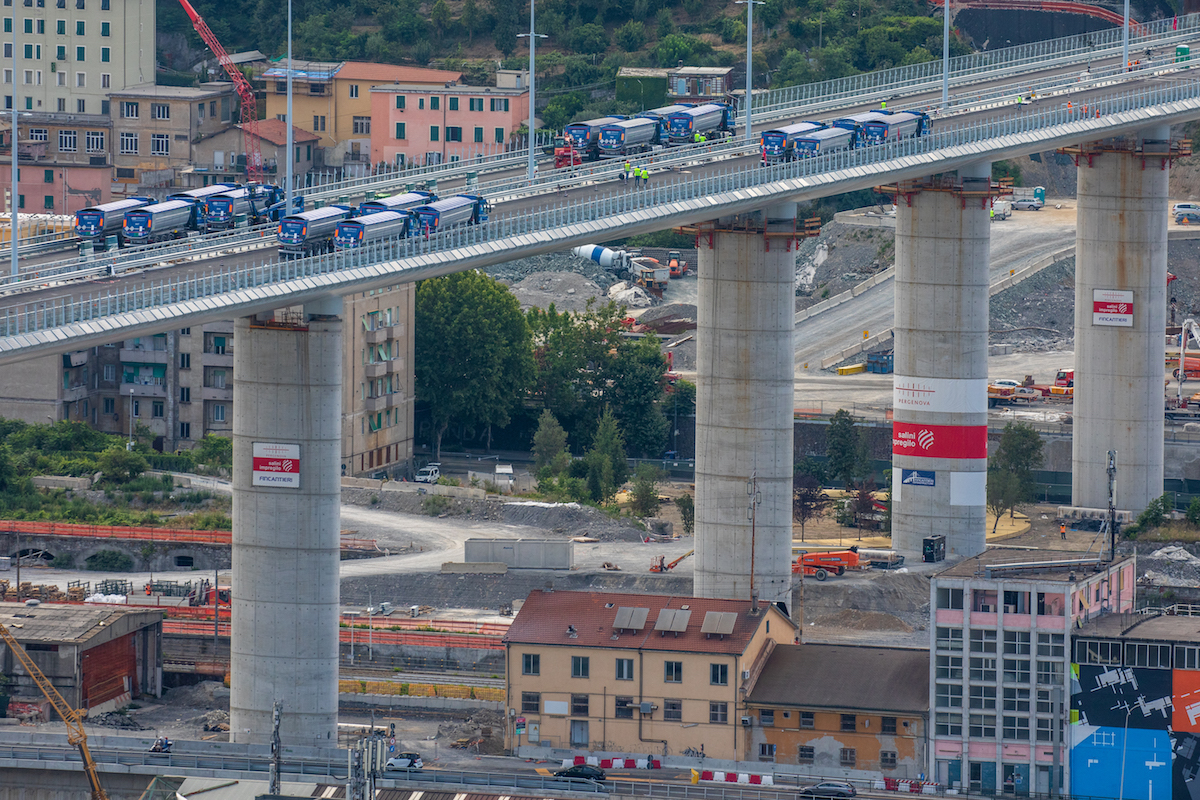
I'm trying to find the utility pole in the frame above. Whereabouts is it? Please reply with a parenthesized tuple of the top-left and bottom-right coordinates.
(517, 0, 546, 181)
(269, 699, 282, 795)
(746, 471, 761, 610)
(1106, 450, 1118, 561)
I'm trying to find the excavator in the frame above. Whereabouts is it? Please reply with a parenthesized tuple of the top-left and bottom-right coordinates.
(650, 550, 693, 573)
(0, 618, 109, 799)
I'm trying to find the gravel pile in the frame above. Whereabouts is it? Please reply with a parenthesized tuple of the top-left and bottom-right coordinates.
(162, 680, 230, 710)
(509, 271, 607, 313)
(1139, 544, 1200, 587)
(794, 221, 893, 310)
(88, 712, 147, 730)
(990, 257, 1076, 350)
(486, 251, 618, 290)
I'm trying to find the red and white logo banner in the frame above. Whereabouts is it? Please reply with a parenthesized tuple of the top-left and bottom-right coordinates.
(1092, 289, 1134, 327)
(252, 442, 301, 488)
(892, 422, 987, 460)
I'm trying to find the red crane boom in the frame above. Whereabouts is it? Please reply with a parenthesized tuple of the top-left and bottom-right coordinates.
(176, 0, 264, 183)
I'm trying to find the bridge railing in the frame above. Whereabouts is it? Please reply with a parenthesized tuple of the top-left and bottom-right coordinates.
(4, 77, 1200, 343)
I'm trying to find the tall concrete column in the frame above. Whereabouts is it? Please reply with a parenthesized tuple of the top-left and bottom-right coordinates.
(694, 205, 795, 608)
(1072, 128, 1169, 513)
(230, 297, 343, 746)
(891, 166, 991, 560)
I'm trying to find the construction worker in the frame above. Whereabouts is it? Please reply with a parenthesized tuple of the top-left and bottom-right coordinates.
(623, 160, 631, 183)
(633, 168, 642, 188)
(990, 206, 995, 222)
(694, 131, 702, 144)
(1060, 521, 1067, 540)
(642, 167, 650, 187)
(880, 100, 887, 110)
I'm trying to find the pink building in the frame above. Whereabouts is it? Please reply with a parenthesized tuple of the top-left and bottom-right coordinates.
(0, 124, 111, 214)
(370, 83, 529, 168)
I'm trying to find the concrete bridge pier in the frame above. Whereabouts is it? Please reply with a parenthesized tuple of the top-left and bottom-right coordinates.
(889, 164, 993, 560)
(230, 297, 343, 747)
(1071, 127, 1171, 514)
(694, 204, 796, 610)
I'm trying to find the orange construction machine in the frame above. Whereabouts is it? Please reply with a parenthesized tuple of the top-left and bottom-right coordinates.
(650, 550, 694, 573)
(791, 548, 863, 581)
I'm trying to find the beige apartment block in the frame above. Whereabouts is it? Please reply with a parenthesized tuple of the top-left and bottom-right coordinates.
(108, 83, 235, 183)
(505, 590, 797, 761)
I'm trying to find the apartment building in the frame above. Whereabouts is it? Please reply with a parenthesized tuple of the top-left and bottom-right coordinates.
(108, 82, 235, 184)
(261, 60, 461, 167)
(744, 644, 929, 777)
(192, 119, 319, 185)
(370, 82, 529, 169)
(929, 551, 1136, 796)
(0, 118, 110, 213)
(504, 590, 796, 760)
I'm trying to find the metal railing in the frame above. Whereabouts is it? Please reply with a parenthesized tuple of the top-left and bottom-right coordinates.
(4, 77, 1200, 347)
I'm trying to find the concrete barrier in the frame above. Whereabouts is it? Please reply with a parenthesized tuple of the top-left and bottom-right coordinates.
(796, 267, 896, 326)
(145, 470, 190, 488)
(31, 476, 91, 490)
(342, 477, 385, 490)
(833, 210, 896, 229)
(340, 693, 503, 712)
(464, 538, 573, 569)
(441, 561, 508, 574)
(382, 482, 487, 500)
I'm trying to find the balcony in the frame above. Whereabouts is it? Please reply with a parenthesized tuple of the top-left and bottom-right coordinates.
(123, 378, 166, 398)
(365, 327, 392, 345)
(365, 360, 400, 379)
(202, 351, 234, 368)
(62, 383, 89, 403)
(202, 385, 233, 402)
(364, 393, 400, 413)
(120, 346, 169, 365)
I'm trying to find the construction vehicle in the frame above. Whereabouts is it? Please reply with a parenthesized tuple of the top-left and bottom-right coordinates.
(572, 244, 671, 289)
(177, 0, 264, 182)
(650, 550, 693, 573)
(667, 250, 687, 278)
(554, 142, 583, 168)
(791, 548, 865, 581)
(1170, 318, 1200, 382)
(0, 617, 110, 799)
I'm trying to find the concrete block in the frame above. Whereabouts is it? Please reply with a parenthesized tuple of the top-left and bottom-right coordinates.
(342, 477, 385, 490)
(30, 475, 91, 490)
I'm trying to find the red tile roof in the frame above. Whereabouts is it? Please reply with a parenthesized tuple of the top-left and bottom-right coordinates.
(335, 61, 462, 84)
(504, 590, 794, 655)
(240, 119, 321, 147)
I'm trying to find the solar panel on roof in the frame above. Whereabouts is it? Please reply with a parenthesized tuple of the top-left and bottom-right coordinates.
(614, 607, 634, 628)
(701, 611, 723, 633)
(669, 609, 691, 632)
(715, 611, 737, 635)
(654, 609, 677, 631)
(628, 607, 649, 629)
(614, 606, 650, 630)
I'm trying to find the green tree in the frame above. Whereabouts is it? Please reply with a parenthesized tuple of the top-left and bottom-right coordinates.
(675, 493, 695, 534)
(615, 20, 646, 51)
(586, 408, 628, 502)
(825, 409, 866, 486)
(431, 0, 452, 37)
(1187, 496, 1200, 528)
(462, 0, 480, 43)
(629, 463, 663, 517)
(792, 468, 828, 541)
(987, 422, 1044, 532)
(569, 23, 610, 54)
(607, 334, 669, 458)
(194, 434, 233, 470)
(532, 409, 570, 473)
(655, 8, 675, 38)
(986, 470, 1023, 535)
(416, 272, 535, 458)
(97, 448, 149, 484)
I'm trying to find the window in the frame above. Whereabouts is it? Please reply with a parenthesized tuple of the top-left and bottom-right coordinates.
(571, 656, 589, 678)
(882, 716, 897, 734)
(122, 101, 138, 118)
(179, 422, 191, 439)
(150, 134, 169, 156)
(430, 96, 439, 110)
(616, 658, 633, 681)
(971, 629, 997, 653)
(54, 19, 62, 33)
(395, 95, 405, 109)
(132, 399, 139, 417)
(76, 98, 86, 113)
(936, 627, 963, 651)
(103, 364, 115, 381)
(42, 168, 52, 183)
(1003, 630, 1031, 655)
(522, 653, 539, 675)
(881, 751, 898, 769)
(213, 404, 225, 422)
(430, 126, 439, 142)
(664, 661, 682, 682)
(937, 588, 964, 609)
(3, 43, 10, 58)
(615, 696, 634, 719)
(448, 96, 458, 111)
(1038, 633, 1065, 657)
(489, 98, 510, 112)
(394, 122, 406, 140)
(85, 131, 103, 152)
(349, 83, 359, 98)
(970, 713, 997, 738)
(798, 745, 815, 764)
(180, 387, 190, 403)
(521, 691, 539, 713)
(469, 97, 483, 111)
(55, 45, 64, 62)
(1178, 645, 1200, 670)
(760, 709, 774, 726)
(446, 126, 462, 142)
(663, 699, 682, 721)
(571, 694, 588, 716)
(151, 103, 169, 120)
(58, 129, 76, 151)
(1077, 639, 1122, 665)
(100, 20, 108, 36)
(100, 47, 109, 63)
(800, 711, 814, 728)
(1003, 687, 1030, 712)
(75, 45, 84, 61)
(1003, 715, 1030, 740)
(180, 353, 190, 369)
(119, 131, 137, 154)
(970, 685, 996, 709)
(709, 702, 728, 724)
(74, 19, 82, 34)
(841, 714, 856, 732)
(313, 115, 325, 132)
(1126, 643, 1172, 668)
(937, 655, 963, 679)
(474, 126, 484, 143)
(495, 127, 504, 143)
(20, 17, 27, 32)
(152, 401, 164, 418)
(1037, 660, 1064, 685)
(1003, 659, 1030, 683)
(103, 397, 116, 414)
(710, 663, 728, 686)
(758, 743, 776, 762)
(1036, 689, 1055, 715)
(970, 656, 996, 682)
(936, 712, 962, 736)
(20, 69, 28, 85)
(936, 683, 963, 708)
(352, 116, 370, 135)
(840, 748, 856, 767)
(2, 19, 8, 33)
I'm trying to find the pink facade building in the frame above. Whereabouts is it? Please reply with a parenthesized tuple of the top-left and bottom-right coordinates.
(369, 83, 529, 168)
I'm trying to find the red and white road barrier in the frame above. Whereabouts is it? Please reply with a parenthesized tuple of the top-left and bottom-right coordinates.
(695, 769, 775, 786)
(564, 756, 661, 769)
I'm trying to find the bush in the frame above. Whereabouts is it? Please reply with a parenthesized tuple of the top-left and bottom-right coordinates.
(86, 550, 135, 571)
(422, 495, 451, 516)
(569, 23, 609, 54)
(615, 20, 646, 51)
(1187, 496, 1200, 527)
(49, 553, 74, 569)
(675, 494, 695, 534)
(97, 448, 149, 484)
(630, 464, 663, 517)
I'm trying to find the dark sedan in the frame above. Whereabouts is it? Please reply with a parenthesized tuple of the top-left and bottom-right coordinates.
(799, 781, 857, 798)
(554, 764, 607, 781)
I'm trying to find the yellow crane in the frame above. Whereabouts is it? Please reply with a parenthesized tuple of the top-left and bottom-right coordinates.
(0, 619, 110, 800)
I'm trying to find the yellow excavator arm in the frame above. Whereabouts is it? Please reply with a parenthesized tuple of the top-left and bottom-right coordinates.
(0, 620, 109, 800)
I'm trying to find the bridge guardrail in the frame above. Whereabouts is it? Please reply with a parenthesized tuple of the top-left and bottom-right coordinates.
(4, 77, 1200, 345)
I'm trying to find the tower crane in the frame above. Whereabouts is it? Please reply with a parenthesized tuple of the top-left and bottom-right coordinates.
(0, 619, 109, 799)
(176, 0, 264, 183)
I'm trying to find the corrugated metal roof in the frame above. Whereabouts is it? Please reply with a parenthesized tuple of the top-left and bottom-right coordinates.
(0, 601, 161, 645)
(746, 643, 929, 714)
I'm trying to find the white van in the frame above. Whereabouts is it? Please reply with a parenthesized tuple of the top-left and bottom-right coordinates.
(992, 200, 1012, 220)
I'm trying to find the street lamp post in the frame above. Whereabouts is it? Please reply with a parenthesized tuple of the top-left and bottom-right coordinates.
(10, 13, 17, 278)
(127, 387, 135, 450)
(1122, 0, 1131, 73)
(1119, 703, 1136, 800)
(285, 0, 294, 212)
(941, 0, 950, 108)
(517, 1, 546, 181)
(735, 0, 764, 141)
(346, 611, 359, 665)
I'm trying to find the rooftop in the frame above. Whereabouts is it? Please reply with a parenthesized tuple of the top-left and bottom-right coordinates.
(369, 84, 528, 95)
(109, 82, 234, 100)
(240, 119, 321, 146)
(746, 643, 929, 714)
(1078, 610, 1200, 643)
(336, 61, 462, 84)
(617, 67, 670, 78)
(262, 60, 342, 81)
(669, 66, 735, 77)
(933, 550, 1133, 582)
(504, 590, 794, 655)
(0, 601, 162, 646)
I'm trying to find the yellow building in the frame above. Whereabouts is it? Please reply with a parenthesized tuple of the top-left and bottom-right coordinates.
(261, 60, 462, 169)
(504, 590, 796, 761)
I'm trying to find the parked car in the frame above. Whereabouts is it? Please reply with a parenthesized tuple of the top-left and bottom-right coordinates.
(414, 463, 441, 483)
(1012, 197, 1043, 210)
(1173, 202, 1200, 215)
(555, 764, 607, 781)
(386, 752, 424, 770)
(1177, 211, 1200, 225)
(799, 781, 857, 798)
